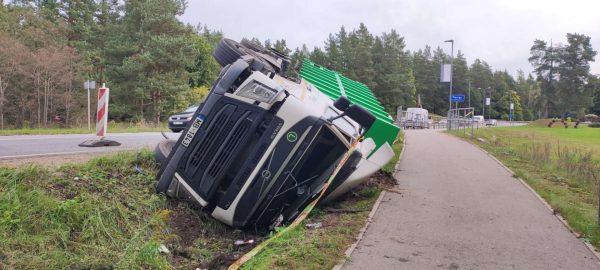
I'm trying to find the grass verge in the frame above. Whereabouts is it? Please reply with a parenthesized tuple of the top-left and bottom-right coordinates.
(0, 122, 166, 136)
(446, 122, 600, 249)
(1, 132, 404, 269)
(382, 132, 405, 174)
(0, 151, 252, 269)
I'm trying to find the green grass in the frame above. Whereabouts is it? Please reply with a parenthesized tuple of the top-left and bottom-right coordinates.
(244, 187, 382, 270)
(0, 134, 405, 269)
(0, 122, 166, 136)
(446, 121, 600, 249)
(0, 150, 171, 269)
(0, 151, 251, 269)
(381, 132, 405, 174)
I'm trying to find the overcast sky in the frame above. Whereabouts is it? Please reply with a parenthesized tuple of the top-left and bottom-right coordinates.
(179, 0, 600, 77)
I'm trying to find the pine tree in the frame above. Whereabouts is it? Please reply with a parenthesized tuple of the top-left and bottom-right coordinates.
(309, 46, 327, 66)
(336, 26, 353, 76)
(372, 30, 415, 113)
(350, 23, 376, 89)
(555, 33, 597, 118)
(324, 33, 342, 71)
(107, 0, 196, 124)
(273, 39, 291, 55)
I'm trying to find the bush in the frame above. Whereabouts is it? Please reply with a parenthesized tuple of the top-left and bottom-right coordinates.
(583, 114, 598, 122)
(588, 122, 600, 128)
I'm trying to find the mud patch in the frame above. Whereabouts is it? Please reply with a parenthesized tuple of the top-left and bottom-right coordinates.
(364, 170, 397, 189)
(165, 200, 258, 270)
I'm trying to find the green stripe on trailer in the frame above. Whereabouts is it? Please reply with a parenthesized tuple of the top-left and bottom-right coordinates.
(299, 60, 400, 154)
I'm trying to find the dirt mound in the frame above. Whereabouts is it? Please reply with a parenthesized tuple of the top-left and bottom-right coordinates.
(365, 170, 397, 189)
(166, 201, 258, 270)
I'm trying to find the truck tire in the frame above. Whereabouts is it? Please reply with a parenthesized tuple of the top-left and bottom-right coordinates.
(153, 139, 176, 165)
(213, 38, 248, 67)
(241, 38, 269, 54)
(213, 38, 274, 73)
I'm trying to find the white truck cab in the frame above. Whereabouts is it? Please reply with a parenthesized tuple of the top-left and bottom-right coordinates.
(156, 39, 394, 230)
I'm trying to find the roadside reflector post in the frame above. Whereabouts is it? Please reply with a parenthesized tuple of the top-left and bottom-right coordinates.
(96, 84, 109, 138)
(78, 83, 121, 148)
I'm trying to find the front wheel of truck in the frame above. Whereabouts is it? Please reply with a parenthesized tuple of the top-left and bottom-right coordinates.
(154, 139, 177, 193)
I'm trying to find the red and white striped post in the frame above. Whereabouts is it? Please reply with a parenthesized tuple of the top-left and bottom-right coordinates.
(96, 84, 109, 138)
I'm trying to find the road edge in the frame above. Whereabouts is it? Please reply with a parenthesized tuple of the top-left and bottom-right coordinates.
(452, 133, 600, 262)
(332, 130, 406, 270)
(331, 190, 387, 270)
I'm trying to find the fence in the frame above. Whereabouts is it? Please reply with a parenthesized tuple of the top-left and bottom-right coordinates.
(447, 107, 475, 138)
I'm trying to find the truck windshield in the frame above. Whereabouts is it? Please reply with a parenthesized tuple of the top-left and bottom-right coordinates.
(287, 126, 348, 193)
(324, 108, 358, 140)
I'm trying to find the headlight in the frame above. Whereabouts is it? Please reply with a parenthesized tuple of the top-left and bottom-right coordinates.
(237, 80, 280, 103)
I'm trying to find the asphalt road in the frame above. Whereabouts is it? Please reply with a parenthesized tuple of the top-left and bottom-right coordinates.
(343, 129, 599, 270)
(0, 132, 181, 160)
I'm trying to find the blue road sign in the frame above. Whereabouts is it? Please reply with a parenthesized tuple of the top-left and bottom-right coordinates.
(510, 113, 513, 119)
(451, 95, 465, 102)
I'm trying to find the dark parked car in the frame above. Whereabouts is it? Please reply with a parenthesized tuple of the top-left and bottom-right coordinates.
(168, 104, 199, 132)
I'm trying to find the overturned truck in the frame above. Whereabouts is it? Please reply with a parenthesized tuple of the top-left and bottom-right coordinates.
(155, 38, 396, 230)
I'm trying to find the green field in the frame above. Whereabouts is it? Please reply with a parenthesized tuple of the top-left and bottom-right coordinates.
(448, 120, 600, 248)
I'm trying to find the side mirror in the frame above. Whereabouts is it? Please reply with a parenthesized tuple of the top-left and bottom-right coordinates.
(333, 96, 351, 111)
(345, 104, 376, 133)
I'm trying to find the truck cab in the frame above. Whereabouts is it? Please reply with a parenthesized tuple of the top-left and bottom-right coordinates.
(156, 39, 391, 229)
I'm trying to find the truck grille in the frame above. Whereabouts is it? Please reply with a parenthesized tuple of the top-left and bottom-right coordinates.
(181, 101, 262, 200)
(186, 105, 236, 178)
(206, 119, 250, 179)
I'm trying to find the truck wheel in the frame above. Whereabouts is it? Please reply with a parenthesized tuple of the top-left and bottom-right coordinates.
(213, 38, 248, 67)
(213, 38, 274, 73)
(241, 38, 269, 54)
(153, 139, 177, 165)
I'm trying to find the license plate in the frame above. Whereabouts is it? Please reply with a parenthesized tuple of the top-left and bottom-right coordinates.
(182, 116, 204, 147)
(173, 121, 183, 125)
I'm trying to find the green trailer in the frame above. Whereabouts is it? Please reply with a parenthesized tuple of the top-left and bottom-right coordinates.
(299, 60, 400, 154)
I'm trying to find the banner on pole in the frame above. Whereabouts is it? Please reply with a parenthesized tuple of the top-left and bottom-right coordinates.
(96, 86, 109, 137)
(440, 64, 452, 82)
(486, 98, 490, 106)
(510, 103, 514, 110)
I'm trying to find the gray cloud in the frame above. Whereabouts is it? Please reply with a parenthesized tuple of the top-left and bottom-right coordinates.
(180, 0, 600, 77)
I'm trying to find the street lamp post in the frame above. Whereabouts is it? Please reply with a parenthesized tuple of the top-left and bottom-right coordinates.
(468, 80, 471, 108)
(506, 91, 513, 126)
(488, 91, 491, 123)
(84, 80, 95, 130)
(484, 87, 490, 122)
(478, 88, 484, 120)
(445, 39, 454, 128)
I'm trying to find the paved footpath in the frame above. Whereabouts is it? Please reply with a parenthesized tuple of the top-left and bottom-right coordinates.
(343, 129, 599, 270)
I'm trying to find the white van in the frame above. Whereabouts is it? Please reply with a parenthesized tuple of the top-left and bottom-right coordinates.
(406, 108, 429, 124)
(473, 115, 484, 124)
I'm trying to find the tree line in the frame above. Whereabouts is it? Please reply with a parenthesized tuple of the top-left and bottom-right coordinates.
(0, 0, 222, 129)
(292, 24, 599, 121)
(1, 1, 599, 130)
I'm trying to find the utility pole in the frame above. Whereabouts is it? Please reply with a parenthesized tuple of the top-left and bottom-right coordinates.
(468, 80, 471, 108)
(84, 80, 95, 130)
(445, 39, 454, 130)
(445, 40, 454, 112)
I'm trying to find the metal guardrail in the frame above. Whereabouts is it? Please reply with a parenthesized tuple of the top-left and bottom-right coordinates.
(447, 107, 475, 138)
